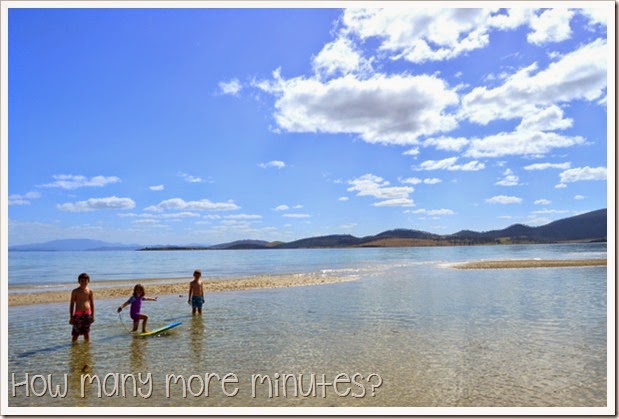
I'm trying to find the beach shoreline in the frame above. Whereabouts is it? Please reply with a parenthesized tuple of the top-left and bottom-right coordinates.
(451, 258, 607, 270)
(8, 258, 608, 306)
(8, 272, 360, 307)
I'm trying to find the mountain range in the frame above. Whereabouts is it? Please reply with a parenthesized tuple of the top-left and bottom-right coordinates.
(9, 208, 607, 251)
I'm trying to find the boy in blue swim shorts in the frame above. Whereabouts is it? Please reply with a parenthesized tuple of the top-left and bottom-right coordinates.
(188, 269, 205, 315)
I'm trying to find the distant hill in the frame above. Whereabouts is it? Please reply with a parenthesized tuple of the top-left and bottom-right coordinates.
(274, 208, 607, 248)
(11, 209, 607, 251)
(453, 208, 607, 243)
(9, 239, 141, 251)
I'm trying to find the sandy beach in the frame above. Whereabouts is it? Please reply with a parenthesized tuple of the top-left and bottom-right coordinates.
(452, 258, 607, 270)
(8, 272, 359, 307)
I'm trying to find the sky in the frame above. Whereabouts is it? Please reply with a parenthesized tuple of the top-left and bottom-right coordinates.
(4, 2, 613, 246)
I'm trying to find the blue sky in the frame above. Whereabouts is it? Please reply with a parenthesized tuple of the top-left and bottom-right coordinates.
(4, 3, 612, 246)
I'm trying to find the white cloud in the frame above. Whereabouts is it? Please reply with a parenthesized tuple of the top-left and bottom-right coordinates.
(531, 208, 569, 215)
(574, 195, 586, 200)
(579, 8, 607, 27)
(224, 214, 263, 220)
(423, 136, 470, 152)
(178, 172, 205, 183)
(486, 195, 522, 204)
(338, 197, 349, 202)
(259, 160, 286, 169)
(339, 8, 581, 65)
(516, 105, 573, 132)
(41, 175, 121, 190)
(559, 166, 607, 183)
(408, 208, 455, 216)
(403, 147, 420, 156)
(274, 205, 289, 211)
(461, 39, 607, 125)
(465, 130, 584, 158)
(8, 191, 41, 206)
(524, 162, 571, 171)
(348, 173, 414, 207)
(145, 198, 240, 212)
(341, 8, 496, 63)
(149, 185, 165, 191)
(527, 8, 574, 45)
(495, 169, 519, 186)
(219, 78, 242, 95)
(257, 71, 458, 145)
(400, 177, 442, 185)
(283, 213, 311, 218)
(312, 36, 369, 77)
(534, 199, 551, 205)
(417, 157, 485, 171)
(58, 196, 136, 212)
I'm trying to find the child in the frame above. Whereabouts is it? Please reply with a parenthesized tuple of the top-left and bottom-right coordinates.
(188, 269, 204, 315)
(117, 284, 157, 333)
(69, 273, 95, 342)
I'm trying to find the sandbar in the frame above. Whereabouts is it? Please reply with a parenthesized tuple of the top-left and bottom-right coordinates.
(8, 272, 359, 307)
(452, 258, 607, 270)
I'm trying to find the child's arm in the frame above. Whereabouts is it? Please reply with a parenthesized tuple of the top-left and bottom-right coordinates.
(69, 290, 76, 324)
(188, 283, 193, 304)
(89, 290, 95, 322)
(117, 298, 131, 313)
(145, 296, 158, 301)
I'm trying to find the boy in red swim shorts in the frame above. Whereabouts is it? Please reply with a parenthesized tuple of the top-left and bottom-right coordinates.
(69, 273, 95, 342)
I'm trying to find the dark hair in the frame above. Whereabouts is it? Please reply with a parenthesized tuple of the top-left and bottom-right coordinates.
(133, 284, 145, 297)
(78, 273, 90, 282)
(193, 269, 201, 277)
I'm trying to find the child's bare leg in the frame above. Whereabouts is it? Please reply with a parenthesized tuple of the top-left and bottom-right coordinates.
(141, 314, 148, 333)
(198, 307, 202, 315)
(84, 333, 90, 341)
(132, 320, 139, 332)
(72, 334, 78, 342)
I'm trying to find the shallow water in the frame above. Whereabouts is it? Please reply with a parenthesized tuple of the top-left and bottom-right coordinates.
(6, 244, 608, 408)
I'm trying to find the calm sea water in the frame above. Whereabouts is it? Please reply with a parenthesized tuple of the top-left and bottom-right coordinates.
(6, 243, 608, 409)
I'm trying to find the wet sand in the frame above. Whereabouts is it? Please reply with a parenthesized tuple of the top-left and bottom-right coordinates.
(452, 258, 607, 270)
(8, 272, 359, 307)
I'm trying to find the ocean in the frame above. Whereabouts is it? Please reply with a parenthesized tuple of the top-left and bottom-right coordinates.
(5, 243, 609, 410)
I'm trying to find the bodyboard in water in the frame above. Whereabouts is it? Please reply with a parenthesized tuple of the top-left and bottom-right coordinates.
(137, 321, 182, 337)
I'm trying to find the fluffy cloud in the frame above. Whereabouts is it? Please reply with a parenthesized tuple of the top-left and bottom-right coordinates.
(495, 169, 519, 186)
(341, 8, 496, 63)
(559, 166, 607, 183)
(527, 8, 574, 45)
(8, 191, 41, 206)
(534, 199, 551, 205)
(145, 198, 240, 212)
(523, 162, 571, 171)
(149, 184, 165, 191)
(259, 160, 286, 169)
(348, 173, 414, 207)
(283, 213, 311, 218)
(178, 172, 206, 183)
(423, 136, 470, 152)
(461, 39, 607, 125)
(340, 8, 586, 65)
(41, 175, 120, 189)
(417, 157, 485, 171)
(408, 208, 455, 216)
(400, 177, 442, 185)
(312, 36, 370, 77)
(465, 130, 584, 158)
(486, 195, 522, 204)
(58, 196, 136, 212)
(257, 71, 458, 145)
(219, 78, 242, 95)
